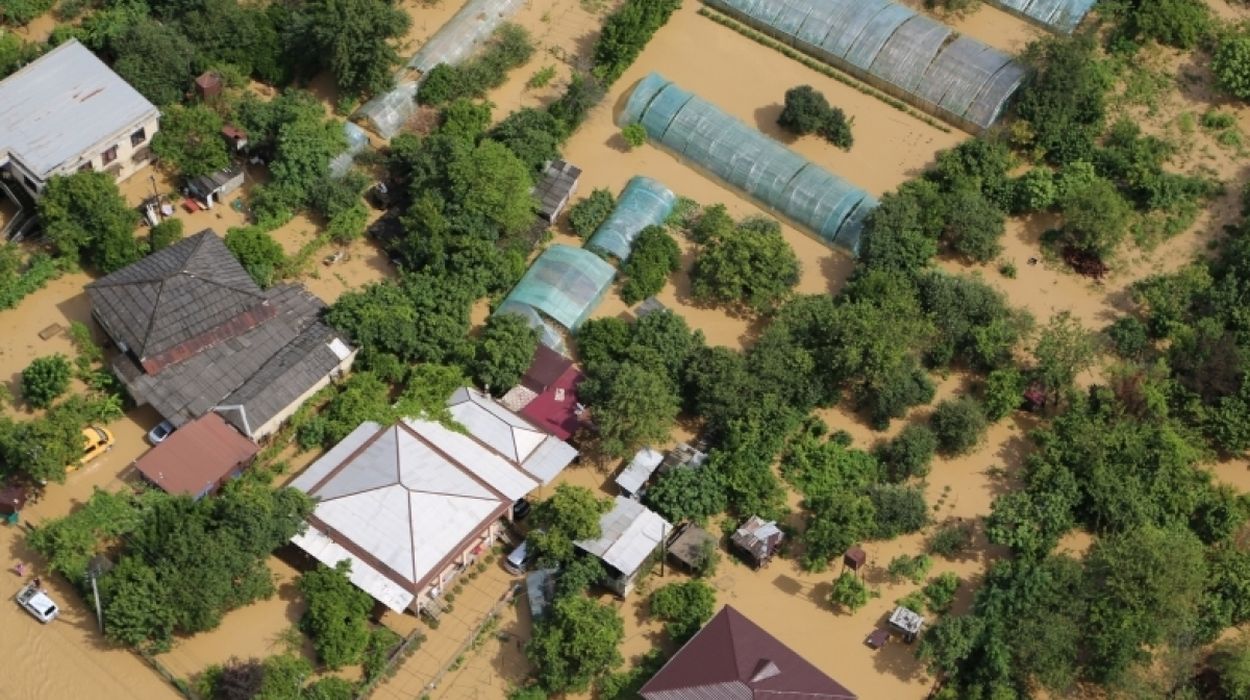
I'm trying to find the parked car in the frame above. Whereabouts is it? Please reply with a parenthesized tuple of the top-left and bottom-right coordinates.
(16, 582, 58, 623)
(146, 420, 174, 445)
(504, 541, 531, 575)
(69, 425, 114, 471)
(512, 498, 531, 521)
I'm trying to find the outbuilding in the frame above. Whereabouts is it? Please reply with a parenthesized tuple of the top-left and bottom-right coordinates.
(575, 496, 671, 597)
(134, 413, 259, 499)
(187, 164, 245, 207)
(534, 159, 581, 221)
(731, 516, 784, 569)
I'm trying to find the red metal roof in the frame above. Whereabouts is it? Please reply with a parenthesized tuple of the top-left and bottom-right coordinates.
(520, 364, 584, 441)
(134, 413, 258, 496)
(640, 606, 857, 700)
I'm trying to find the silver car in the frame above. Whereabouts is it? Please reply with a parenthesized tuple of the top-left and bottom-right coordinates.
(146, 420, 175, 445)
(16, 582, 59, 623)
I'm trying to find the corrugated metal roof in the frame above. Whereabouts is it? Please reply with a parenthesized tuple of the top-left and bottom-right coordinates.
(133, 413, 258, 496)
(446, 387, 577, 485)
(292, 527, 416, 613)
(0, 39, 158, 179)
(402, 417, 538, 502)
(615, 447, 664, 495)
(576, 496, 671, 577)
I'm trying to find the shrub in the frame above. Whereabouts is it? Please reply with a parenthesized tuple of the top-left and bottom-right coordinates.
(887, 554, 932, 584)
(417, 24, 534, 104)
(299, 562, 373, 669)
(567, 188, 616, 237)
(868, 483, 928, 538)
(922, 572, 960, 614)
(875, 424, 938, 482)
(22, 354, 72, 408)
(982, 368, 1026, 421)
(930, 397, 988, 455)
(649, 580, 716, 643)
(1105, 316, 1150, 359)
(148, 218, 184, 252)
(224, 226, 285, 287)
(1214, 30, 1250, 101)
(621, 123, 647, 149)
(829, 571, 873, 613)
(1009, 168, 1057, 214)
(618, 225, 680, 304)
(776, 85, 853, 149)
(1123, 0, 1211, 50)
(928, 521, 974, 559)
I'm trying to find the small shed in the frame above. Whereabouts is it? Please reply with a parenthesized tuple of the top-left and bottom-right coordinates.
(635, 297, 668, 318)
(667, 524, 716, 573)
(221, 125, 248, 152)
(535, 159, 581, 221)
(614, 447, 664, 499)
(731, 516, 784, 569)
(888, 606, 925, 643)
(575, 496, 671, 597)
(658, 442, 707, 475)
(134, 413, 258, 499)
(194, 71, 222, 100)
(187, 164, 245, 207)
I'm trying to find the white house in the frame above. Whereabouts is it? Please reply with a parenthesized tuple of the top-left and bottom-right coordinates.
(0, 39, 159, 198)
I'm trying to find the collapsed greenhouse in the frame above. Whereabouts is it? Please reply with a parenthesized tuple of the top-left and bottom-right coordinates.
(985, 0, 1096, 34)
(495, 245, 617, 351)
(587, 177, 678, 261)
(355, 0, 525, 139)
(701, 0, 1027, 133)
(621, 73, 876, 254)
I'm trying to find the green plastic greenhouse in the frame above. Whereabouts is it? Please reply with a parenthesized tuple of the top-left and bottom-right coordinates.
(701, 0, 1027, 133)
(356, 0, 525, 138)
(587, 177, 677, 261)
(986, 0, 1095, 33)
(497, 245, 616, 332)
(621, 73, 876, 254)
(494, 299, 568, 354)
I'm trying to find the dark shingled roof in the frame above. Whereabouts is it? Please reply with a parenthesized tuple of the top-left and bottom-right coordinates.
(115, 283, 329, 427)
(640, 605, 856, 700)
(534, 159, 581, 220)
(216, 322, 353, 438)
(87, 230, 268, 373)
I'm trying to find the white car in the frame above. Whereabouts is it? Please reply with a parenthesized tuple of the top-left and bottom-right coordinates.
(16, 582, 59, 623)
(147, 420, 175, 445)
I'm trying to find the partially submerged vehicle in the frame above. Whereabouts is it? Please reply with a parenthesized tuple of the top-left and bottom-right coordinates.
(16, 582, 59, 623)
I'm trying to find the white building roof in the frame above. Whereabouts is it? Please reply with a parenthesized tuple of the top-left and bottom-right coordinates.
(289, 420, 510, 613)
(446, 387, 577, 484)
(614, 447, 664, 496)
(401, 417, 538, 502)
(576, 496, 672, 578)
(0, 40, 158, 179)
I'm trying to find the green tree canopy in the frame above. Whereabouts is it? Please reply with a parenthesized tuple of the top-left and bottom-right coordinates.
(152, 104, 229, 178)
(473, 313, 538, 395)
(649, 580, 716, 643)
(528, 484, 611, 567)
(21, 354, 72, 409)
(528, 595, 625, 694)
(287, 0, 410, 97)
(580, 360, 679, 459)
(111, 19, 197, 106)
(691, 216, 800, 314)
(38, 171, 143, 272)
(299, 561, 374, 669)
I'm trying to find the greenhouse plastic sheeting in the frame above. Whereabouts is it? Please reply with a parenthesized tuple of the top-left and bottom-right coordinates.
(329, 122, 370, 178)
(621, 73, 875, 253)
(500, 245, 616, 331)
(988, 0, 1095, 33)
(355, 0, 525, 139)
(587, 177, 677, 261)
(703, 0, 1026, 132)
(494, 300, 567, 354)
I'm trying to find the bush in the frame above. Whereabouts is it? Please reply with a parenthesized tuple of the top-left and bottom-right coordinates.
(224, 226, 285, 287)
(417, 24, 534, 104)
(649, 580, 716, 643)
(1121, 0, 1211, 50)
(829, 571, 873, 612)
(776, 85, 853, 149)
(1009, 168, 1058, 214)
(621, 123, 647, 149)
(922, 572, 960, 614)
(567, 188, 616, 237)
(928, 521, 974, 559)
(0, 0, 54, 25)
(618, 225, 680, 304)
(887, 554, 932, 584)
(875, 424, 937, 482)
(21, 354, 72, 408)
(298, 561, 373, 669)
(1214, 30, 1250, 101)
(930, 397, 988, 455)
(592, 0, 682, 85)
(868, 483, 928, 539)
(1105, 316, 1150, 359)
(1057, 175, 1131, 261)
(149, 218, 184, 252)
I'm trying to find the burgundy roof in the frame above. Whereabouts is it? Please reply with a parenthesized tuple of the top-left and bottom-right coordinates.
(520, 364, 584, 441)
(134, 413, 258, 496)
(640, 606, 857, 700)
(521, 344, 574, 394)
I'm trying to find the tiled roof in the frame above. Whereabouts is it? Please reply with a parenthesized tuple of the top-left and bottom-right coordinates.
(87, 230, 267, 371)
(641, 606, 857, 700)
(133, 413, 258, 496)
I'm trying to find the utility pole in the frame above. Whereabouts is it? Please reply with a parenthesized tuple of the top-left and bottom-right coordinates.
(659, 522, 667, 577)
(89, 571, 103, 633)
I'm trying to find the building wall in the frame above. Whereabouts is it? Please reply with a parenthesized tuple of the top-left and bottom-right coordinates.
(240, 347, 358, 441)
(411, 519, 505, 614)
(13, 112, 160, 197)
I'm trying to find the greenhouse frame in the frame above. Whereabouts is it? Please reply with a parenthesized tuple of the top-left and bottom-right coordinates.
(494, 300, 568, 354)
(621, 73, 876, 254)
(355, 0, 526, 139)
(587, 177, 678, 261)
(985, 0, 1095, 34)
(497, 245, 617, 333)
(701, 0, 1027, 133)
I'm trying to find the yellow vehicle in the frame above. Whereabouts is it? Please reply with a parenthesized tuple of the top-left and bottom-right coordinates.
(69, 426, 114, 471)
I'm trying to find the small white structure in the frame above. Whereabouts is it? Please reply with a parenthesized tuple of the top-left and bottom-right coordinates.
(576, 496, 672, 597)
(187, 164, 245, 207)
(614, 447, 664, 499)
(888, 606, 925, 643)
(0, 40, 159, 198)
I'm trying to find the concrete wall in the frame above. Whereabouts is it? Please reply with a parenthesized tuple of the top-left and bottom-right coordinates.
(413, 519, 505, 613)
(243, 346, 359, 441)
(13, 112, 159, 197)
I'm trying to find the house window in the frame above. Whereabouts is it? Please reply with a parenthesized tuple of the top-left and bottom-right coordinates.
(101, 145, 119, 165)
(78, 162, 93, 173)
(130, 127, 146, 147)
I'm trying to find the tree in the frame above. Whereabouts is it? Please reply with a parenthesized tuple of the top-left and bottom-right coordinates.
(592, 0, 682, 85)
(982, 367, 1026, 421)
(875, 423, 937, 482)
(645, 466, 726, 525)
(149, 218, 185, 252)
(618, 225, 680, 304)
(567, 188, 616, 237)
(491, 108, 565, 172)
(38, 171, 142, 272)
(1214, 29, 1250, 101)
(942, 187, 1004, 263)
(528, 595, 624, 693)
(21, 354, 72, 409)
(1121, 0, 1211, 50)
(923, 572, 960, 614)
(474, 313, 539, 395)
(1015, 35, 1113, 164)
(928, 521, 974, 559)
(326, 275, 474, 366)
(287, 0, 410, 97)
(440, 99, 492, 143)
(1210, 633, 1250, 700)
(299, 561, 373, 669)
(111, 19, 197, 106)
(829, 571, 872, 612)
(580, 361, 679, 458)
(691, 217, 800, 314)
(449, 139, 535, 234)
(930, 397, 988, 455)
(224, 226, 285, 287)
(621, 123, 647, 149)
(1058, 175, 1131, 260)
(1032, 311, 1098, 400)
(868, 483, 928, 538)
(151, 104, 229, 178)
(649, 580, 715, 643)
(528, 484, 611, 567)
(0, 0, 53, 25)
(776, 85, 853, 149)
